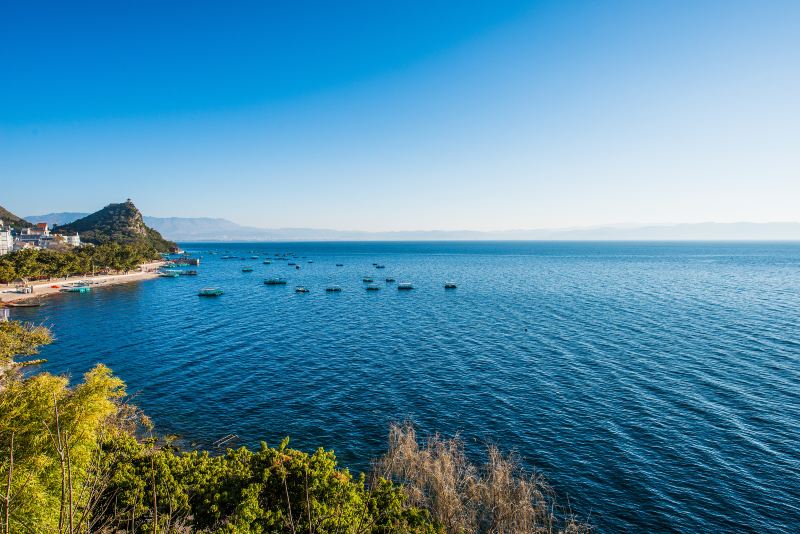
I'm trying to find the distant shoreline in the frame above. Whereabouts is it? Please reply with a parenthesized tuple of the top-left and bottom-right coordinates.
(0, 261, 165, 304)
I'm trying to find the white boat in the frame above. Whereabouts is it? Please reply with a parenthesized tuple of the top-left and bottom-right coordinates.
(397, 282, 414, 290)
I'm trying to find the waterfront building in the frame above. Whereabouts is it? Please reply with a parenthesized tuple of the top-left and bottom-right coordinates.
(0, 226, 13, 255)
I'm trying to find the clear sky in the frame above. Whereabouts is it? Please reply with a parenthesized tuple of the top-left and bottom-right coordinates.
(2, 0, 798, 230)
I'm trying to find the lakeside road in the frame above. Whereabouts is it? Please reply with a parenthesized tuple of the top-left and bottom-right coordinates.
(0, 261, 165, 304)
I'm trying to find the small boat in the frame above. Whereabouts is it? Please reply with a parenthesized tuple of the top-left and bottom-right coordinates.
(288, 262, 297, 266)
(372, 263, 378, 266)
(385, 277, 396, 283)
(263, 260, 272, 264)
(250, 256, 259, 259)
(375, 265, 386, 269)
(307, 260, 313, 264)
(397, 282, 414, 290)
(159, 272, 180, 278)
(264, 278, 288, 285)
(61, 286, 91, 293)
(179, 270, 198, 276)
(325, 285, 342, 292)
(295, 286, 310, 293)
(444, 282, 457, 289)
(336, 263, 344, 267)
(362, 276, 374, 283)
(365, 284, 381, 291)
(242, 267, 254, 273)
(295, 265, 301, 270)
(198, 288, 223, 297)
(5, 301, 42, 308)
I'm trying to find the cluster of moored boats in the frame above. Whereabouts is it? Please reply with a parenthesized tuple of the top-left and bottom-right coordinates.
(161, 251, 458, 298)
(273, 279, 426, 294)
(237, 254, 456, 293)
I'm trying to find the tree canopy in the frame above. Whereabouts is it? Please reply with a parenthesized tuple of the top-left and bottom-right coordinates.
(0, 243, 159, 284)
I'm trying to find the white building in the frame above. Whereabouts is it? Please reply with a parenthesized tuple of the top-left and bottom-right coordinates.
(0, 226, 12, 256)
(62, 233, 81, 247)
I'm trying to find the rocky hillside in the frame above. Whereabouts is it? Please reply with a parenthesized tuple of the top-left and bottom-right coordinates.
(0, 204, 32, 229)
(57, 200, 176, 252)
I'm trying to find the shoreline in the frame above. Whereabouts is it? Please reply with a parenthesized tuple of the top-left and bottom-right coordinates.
(0, 261, 165, 304)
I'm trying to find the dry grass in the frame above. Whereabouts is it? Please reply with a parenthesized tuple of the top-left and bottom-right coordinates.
(373, 422, 591, 534)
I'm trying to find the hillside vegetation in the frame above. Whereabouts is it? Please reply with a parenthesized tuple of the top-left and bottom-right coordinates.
(58, 200, 176, 252)
(0, 204, 32, 229)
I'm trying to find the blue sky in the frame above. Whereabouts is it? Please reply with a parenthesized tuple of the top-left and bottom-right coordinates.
(2, 0, 798, 230)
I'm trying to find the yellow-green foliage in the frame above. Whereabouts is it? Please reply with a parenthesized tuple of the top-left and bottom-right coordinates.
(0, 321, 52, 364)
(0, 365, 124, 532)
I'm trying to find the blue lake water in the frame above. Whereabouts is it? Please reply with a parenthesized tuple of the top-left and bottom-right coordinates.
(13, 241, 800, 532)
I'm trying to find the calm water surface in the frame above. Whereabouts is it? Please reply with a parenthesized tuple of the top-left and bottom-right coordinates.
(15, 242, 800, 532)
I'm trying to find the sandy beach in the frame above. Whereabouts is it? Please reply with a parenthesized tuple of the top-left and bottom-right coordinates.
(0, 261, 165, 304)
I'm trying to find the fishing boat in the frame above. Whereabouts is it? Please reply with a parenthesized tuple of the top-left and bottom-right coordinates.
(366, 284, 381, 291)
(179, 270, 198, 276)
(288, 262, 296, 266)
(198, 288, 223, 297)
(385, 277, 396, 283)
(263, 260, 272, 264)
(362, 276, 374, 283)
(264, 278, 288, 285)
(159, 271, 180, 278)
(295, 286, 310, 293)
(325, 285, 342, 292)
(375, 264, 386, 269)
(242, 267, 254, 273)
(397, 282, 414, 290)
(61, 286, 91, 293)
(250, 256, 259, 259)
(444, 282, 457, 289)
(336, 263, 344, 267)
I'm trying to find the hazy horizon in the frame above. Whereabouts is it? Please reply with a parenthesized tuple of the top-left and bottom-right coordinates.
(3, 1, 799, 229)
(19, 209, 800, 241)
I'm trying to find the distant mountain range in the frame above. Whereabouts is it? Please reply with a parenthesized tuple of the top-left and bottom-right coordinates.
(23, 212, 800, 241)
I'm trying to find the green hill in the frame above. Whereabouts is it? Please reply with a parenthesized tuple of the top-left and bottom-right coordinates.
(0, 204, 32, 229)
(58, 199, 176, 252)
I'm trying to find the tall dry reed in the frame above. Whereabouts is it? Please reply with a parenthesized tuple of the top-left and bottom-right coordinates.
(373, 422, 590, 534)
